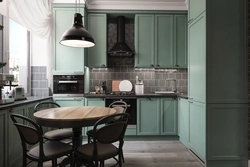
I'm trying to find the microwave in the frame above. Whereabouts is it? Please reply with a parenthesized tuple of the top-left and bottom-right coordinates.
(53, 74, 84, 97)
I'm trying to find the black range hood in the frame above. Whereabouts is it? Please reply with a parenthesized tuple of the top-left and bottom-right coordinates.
(109, 16, 134, 56)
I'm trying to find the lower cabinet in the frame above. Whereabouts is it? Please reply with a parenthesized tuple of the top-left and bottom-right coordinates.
(178, 97, 189, 147)
(54, 97, 85, 107)
(0, 109, 8, 167)
(137, 97, 177, 136)
(84, 98, 105, 107)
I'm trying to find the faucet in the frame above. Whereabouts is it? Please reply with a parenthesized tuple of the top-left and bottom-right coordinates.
(166, 79, 177, 92)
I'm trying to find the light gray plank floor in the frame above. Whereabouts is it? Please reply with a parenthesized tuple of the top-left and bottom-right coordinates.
(27, 140, 204, 167)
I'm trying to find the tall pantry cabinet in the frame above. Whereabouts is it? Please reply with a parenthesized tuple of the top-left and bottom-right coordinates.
(188, 0, 248, 166)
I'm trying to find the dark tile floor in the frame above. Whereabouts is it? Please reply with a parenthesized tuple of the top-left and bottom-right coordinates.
(27, 140, 204, 167)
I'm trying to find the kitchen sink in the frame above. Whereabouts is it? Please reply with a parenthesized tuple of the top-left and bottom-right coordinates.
(155, 91, 175, 94)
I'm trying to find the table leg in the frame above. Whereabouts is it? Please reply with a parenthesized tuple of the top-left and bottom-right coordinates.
(72, 127, 83, 150)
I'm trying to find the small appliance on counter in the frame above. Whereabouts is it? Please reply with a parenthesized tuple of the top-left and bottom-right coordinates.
(12, 86, 26, 101)
(0, 73, 15, 104)
(135, 76, 144, 94)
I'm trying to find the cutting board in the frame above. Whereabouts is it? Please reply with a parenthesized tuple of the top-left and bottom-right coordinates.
(112, 80, 122, 92)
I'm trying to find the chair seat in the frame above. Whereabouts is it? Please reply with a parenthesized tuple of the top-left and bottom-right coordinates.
(76, 142, 119, 161)
(44, 129, 73, 141)
(28, 141, 72, 159)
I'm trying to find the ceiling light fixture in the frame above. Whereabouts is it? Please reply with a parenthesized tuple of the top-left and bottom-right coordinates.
(59, 0, 95, 48)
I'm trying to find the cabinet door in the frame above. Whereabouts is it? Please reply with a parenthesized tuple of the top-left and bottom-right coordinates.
(135, 14, 155, 68)
(137, 98, 160, 135)
(54, 97, 84, 107)
(178, 98, 189, 147)
(84, 98, 105, 106)
(53, 7, 85, 73)
(161, 98, 177, 135)
(189, 100, 206, 161)
(155, 15, 174, 68)
(188, 0, 205, 23)
(8, 105, 26, 167)
(87, 14, 107, 68)
(188, 13, 206, 103)
(0, 109, 7, 167)
(174, 15, 187, 68)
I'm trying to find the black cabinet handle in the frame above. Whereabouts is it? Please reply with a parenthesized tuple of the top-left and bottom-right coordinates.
(150, 64, 154, 67)
(101, 64, 106, 67)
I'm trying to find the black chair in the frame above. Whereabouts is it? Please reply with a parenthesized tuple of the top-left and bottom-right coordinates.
(34, 102, 73, 141)
(75, 113, 130, 167)
(10, 113, 73, 167)
(86, 101, 128, 143)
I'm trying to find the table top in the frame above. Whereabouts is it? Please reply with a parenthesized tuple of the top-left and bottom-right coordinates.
(34, 106, 116, 128)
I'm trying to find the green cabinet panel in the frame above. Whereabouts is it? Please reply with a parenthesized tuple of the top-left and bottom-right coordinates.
(87, 14, 107, 68)
(137, 98, 160, 135)
(53, 7, 85, 74)
(161, 98, 177, 135)
(54, 97, 85, 107)
(189, 100, 206, 161)
(84, 97, 105, 106)
(8, 105, 26, 167)
(135, 14, 187, 68)
(0, 109, 7, 167)
(174, 15, 187, 68)
(188, 13, 206, 103)
(206, 104, 248, 161)
(188, 0, 205, 23)
(177, 98, 189, 147)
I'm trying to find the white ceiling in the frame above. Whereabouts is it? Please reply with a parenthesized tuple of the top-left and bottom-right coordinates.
(85, 0, 188, 11)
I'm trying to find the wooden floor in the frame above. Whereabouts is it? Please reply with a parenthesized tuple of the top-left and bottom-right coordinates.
(28, 140, 204, 167)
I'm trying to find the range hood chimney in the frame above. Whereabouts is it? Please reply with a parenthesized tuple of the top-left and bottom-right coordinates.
(109, 16, 134, 56)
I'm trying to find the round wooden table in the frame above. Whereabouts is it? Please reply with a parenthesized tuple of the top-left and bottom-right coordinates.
(34, 106, 116, 149)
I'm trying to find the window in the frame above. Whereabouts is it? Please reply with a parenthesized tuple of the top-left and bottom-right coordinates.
(9, 19, 30, 94)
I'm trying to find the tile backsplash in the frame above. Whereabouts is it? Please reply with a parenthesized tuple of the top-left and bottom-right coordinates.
(31, 66, 49, 97)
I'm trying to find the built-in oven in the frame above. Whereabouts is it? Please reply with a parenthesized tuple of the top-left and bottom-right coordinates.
(53, 74, 84, 97)
(105, 97, 136, 128)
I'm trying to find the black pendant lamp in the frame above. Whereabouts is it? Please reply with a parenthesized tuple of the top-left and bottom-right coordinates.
(60, 2, 95, 48)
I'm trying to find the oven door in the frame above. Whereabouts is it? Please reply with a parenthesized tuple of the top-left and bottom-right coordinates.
(105, 98, 136, 128)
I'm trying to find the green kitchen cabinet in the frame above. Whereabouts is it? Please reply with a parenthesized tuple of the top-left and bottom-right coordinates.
(188, 0, 205, 24)
(135, 14, 187, 68)
(188, 13, 206, 103)
(84, 97, 105, 107)
(189, 100, 206, 161)
(8, 105, 27, 167)
(87, 14, 107, 68)
(137, 98, 160, 135)
(54, 97, 85, 107)
(160, 98, 177, 135)
(0, 109, 7, 167)
(137, 97, 177, 136)
(177, 97, 189, 147)
(53, 4, 85, 74)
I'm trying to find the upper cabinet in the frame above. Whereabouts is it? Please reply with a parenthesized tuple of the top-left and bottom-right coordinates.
(86, 14, 107, 68)
(53, 4, 85, 74)
(135, 14, 187, 68)
(188, 0, 205, 24)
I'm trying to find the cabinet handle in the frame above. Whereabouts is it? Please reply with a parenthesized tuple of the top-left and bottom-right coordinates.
(188, 101, 193, 103)
(156, 64, 160, 67)
(100, 98, 105, 101)
(175, 64, 179, 67)
(150, 64, 154, 67)
(74, 71, 84, 74)
(101, 64, 106, 67)
(74, 98, 83, 101)
(147, 97, 151, 100)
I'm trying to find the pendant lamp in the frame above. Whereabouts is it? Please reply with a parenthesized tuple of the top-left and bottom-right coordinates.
(60, 3, 95, 48)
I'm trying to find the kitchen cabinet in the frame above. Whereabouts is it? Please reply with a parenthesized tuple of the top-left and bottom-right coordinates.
(84, 97, 105, 107)
(53, 4, 85, 74)
(86, 14, 107, 68)
(189, 100, 206, 161)
(188, 0, 205, 24)
(0, 109, 7, 167)
(177, 97, 189, 147)
(135, 14, 187, 68)
(187, 0, 248, 166)
(8, 105, 26, 167)
(54, 97, 85, 107)
(137, 97, 177, 136)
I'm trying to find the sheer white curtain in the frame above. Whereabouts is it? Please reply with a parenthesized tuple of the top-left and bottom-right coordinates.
(9, 0, 53, 38)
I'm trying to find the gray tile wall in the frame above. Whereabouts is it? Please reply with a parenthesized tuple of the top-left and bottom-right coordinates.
(31, 66, 49, 96)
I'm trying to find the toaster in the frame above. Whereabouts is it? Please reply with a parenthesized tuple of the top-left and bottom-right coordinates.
(13, 86, 26, 101)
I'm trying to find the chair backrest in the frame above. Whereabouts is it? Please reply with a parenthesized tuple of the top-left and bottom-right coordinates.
(34, 102, 60, 112)
(10, 114, 44, 153)
(108, 101, 128, 121)
(93, 113, 130, 144)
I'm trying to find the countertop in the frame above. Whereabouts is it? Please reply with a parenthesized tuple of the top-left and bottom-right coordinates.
(0, 96, 53, 109)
